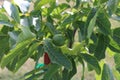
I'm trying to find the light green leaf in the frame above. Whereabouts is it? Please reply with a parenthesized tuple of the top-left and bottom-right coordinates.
(35, 0, 55, 10)
(17, 26, 35, 43)
(0, 38, 34, 68)
(107, 0, 119, 15)
(44, 64, 60, 80)
(114, 53, 120, 73)
(13, 42, 39, 72)
(101, 63, 114, 80)
(108, 37, 120, 53)
(0, 13, 9, 20)
(81, 53, 101, 74)
(51, 3, 70, 18)
(3, 1, 20, 23)
(0, 20, 14, 27)
(44, 39, 72, 70)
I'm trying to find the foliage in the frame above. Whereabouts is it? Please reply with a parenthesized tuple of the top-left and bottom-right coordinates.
(0, 0, 120, 79)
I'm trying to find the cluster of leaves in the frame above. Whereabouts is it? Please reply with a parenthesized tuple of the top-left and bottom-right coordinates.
(0, 0, 120, 80)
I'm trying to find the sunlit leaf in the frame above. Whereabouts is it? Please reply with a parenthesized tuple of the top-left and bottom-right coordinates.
(35, 0, 55, 10)
(3, 1, 20, 23)
(114, 53, 120, 73)
(0, 38, 34, 68)
(101, 63, 114, 80)
(0, 20, 14, 27)
(107, 0, 119, 15)
(14, 0, 30, 13)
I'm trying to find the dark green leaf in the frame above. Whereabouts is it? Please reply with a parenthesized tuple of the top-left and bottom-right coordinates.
(94, 34, 109, 60)
(87, 11, 98, 38)
(101, 63, 114, 80)
(62, 57, 77, 80)
(3, 1, 20, 23)
(44, 64, 60, 80)
(44, 39, 72, 70)
(96, 12, 111, 35)
(0, 35, 9, 61)
(100, 0, 108, 3)
(112, 28, 120, 45)
(81, 53, 101, 74)
(85, 8, 96, 38)
(74, 0, 81, 8)
(45, 22, 57, 35)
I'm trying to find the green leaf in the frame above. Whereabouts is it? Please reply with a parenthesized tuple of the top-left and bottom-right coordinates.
(81, 53, 101, 74)
(74, 0, 81, 8)
(14, 0, 30, 13)
(107, 0, 119, 15)
(45, 22, 57, 35)
(113, 68, 120, 80)
(62, 14, 76, 26)
(114, 53, 120, 73)
(0, 20, 14, 27)
(100, 0, 108, 3)
(44, 64, 60, 80)
(0, 38, 34, 68)
(17, 26, 35, 43)
(112, 28, 120, 45)
(0, 13, 9, 20)
(51, 3, 70, 19)
(78, 56, 85, 80)
(94, 35, 109, 60)
(8, 31, 20, 48)
(0, 35, 9, 61)
(87, 9, 98, 38)
(96, 12, 111, 35)
(44, 39, 72, 70)
(13, 42, 39, 72)
(108, 37, 120, 53)
(62, 57, 77, 80)
(35, 0, 55, 10)
(101, 63, 114, 80)
(3, 1, 20, 23)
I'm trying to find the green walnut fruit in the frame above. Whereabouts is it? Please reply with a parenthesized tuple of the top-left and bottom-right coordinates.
(53, 34, 65, 46)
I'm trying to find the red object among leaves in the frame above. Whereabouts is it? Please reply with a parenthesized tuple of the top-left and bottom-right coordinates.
(44, 52, 51, 65)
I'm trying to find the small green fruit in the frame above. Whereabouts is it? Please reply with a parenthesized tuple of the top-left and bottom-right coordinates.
(53, 34, 65, 46)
